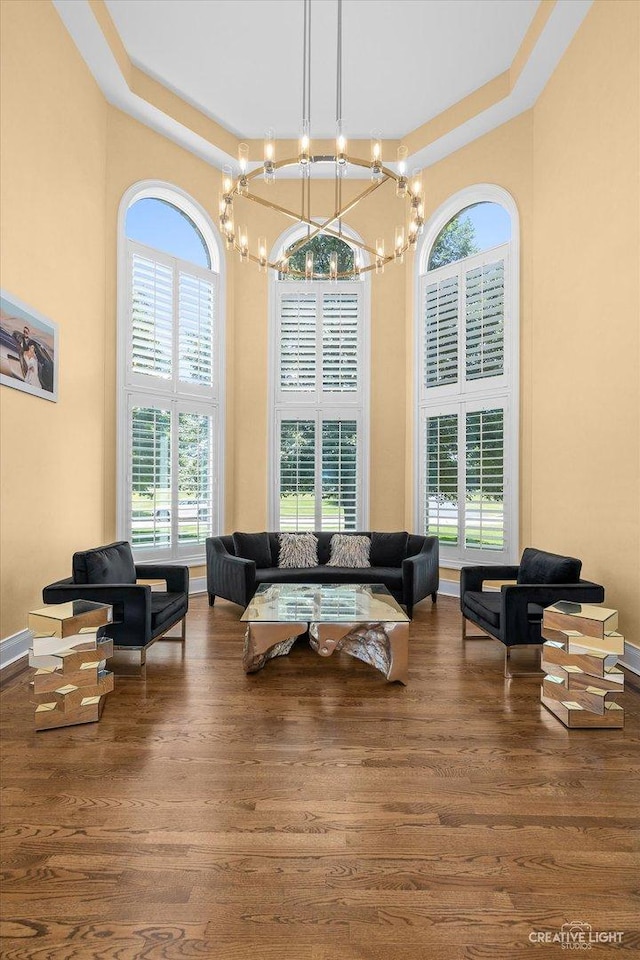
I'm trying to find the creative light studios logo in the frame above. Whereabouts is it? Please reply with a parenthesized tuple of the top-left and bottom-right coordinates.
(529, 920, 624, 950)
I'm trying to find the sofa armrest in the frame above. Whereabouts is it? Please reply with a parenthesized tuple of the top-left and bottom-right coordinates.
(206, 538, 256, 607)
(42, 578, 152, 647)
(402, 536, 439, 610)
(135, 563, 189, 595)
(501, 580, 605, 646)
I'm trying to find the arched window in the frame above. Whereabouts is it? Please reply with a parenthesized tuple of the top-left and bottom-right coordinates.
(415, 187, 518, 566)
(270, 230, 369, 530)
(118, 184, 224, 563)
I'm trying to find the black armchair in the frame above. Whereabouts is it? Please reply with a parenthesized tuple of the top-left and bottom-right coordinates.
(42, 542, 189, 677)
(460, 548, 604, 678)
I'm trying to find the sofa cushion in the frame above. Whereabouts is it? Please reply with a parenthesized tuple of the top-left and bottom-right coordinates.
(150, 592, 187, 631)
(73, 541, 136, 585)
(370, 532, 408, 567)
(278, 532, 318, 568)
(517, 547, 581, 585)
(233, 532, 272, 569)
(327, 534, 371, 568)
(463, 591, 544, 629)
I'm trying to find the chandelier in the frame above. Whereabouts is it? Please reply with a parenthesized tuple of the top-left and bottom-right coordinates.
(218, 0, 424, 280)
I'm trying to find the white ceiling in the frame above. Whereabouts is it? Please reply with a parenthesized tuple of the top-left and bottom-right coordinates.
(105, 0, 540, 140)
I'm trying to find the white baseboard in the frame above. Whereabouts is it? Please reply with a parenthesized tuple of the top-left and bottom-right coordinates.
(438, 579, 461, 598)
(620, 644, 640, 677)
(0, 629, 32, 670)
(190, 576, 206, 595)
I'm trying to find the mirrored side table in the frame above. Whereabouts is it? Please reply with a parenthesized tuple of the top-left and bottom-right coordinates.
(28, 600, 114, 731)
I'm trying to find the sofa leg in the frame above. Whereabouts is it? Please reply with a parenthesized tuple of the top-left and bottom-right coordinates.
(431, 591, 437, 603)
(209, 593, 216, 607)
(504, 646, 542, 679)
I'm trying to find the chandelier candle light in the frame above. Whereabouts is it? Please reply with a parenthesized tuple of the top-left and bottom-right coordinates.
(218, 0, 424, 279)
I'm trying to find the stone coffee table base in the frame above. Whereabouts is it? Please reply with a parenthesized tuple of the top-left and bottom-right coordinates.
(243, 620, 409, 684)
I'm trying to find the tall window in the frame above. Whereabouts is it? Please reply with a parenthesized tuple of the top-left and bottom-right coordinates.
(119, 189, 223, 563)
(271, 233, 368, 531)
(416, 194, 518, 565)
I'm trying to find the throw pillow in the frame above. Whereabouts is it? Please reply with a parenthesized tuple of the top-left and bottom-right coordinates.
(232, 532, 273, 569)
(517, 547, 581, 585)
(278, 532, 319, 569)
(327, 534, 371, 568)
(370, 531, 408, 567)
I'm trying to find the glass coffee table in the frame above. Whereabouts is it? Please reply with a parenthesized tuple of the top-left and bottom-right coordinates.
(241, 583, 410, 683)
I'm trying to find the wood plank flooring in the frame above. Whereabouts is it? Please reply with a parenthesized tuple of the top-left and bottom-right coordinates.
(1, 594, 639, 959)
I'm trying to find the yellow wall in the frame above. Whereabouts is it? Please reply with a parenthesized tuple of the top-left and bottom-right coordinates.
(1, 0, 638, 650)
(403, 111, 535, 581)
(0, 0, 108, 638)
(103, 109, 233, 540)
(531, 0, 640, 646)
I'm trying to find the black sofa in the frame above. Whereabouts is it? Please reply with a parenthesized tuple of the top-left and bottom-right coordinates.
(460, 547, 605, 677)
(42, 541, 189, 676)
(206, 531, 439, 617)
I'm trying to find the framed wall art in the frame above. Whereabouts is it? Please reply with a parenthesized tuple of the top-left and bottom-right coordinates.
(0, 289, 58, 402)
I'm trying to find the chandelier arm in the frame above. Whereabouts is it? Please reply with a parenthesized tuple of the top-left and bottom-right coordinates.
(284, 175, 390, 259)
(240, 190, 320, 229)
(241, 188, 379, 257)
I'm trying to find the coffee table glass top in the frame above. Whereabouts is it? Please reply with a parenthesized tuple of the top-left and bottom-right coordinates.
(241, 583, 409, 623)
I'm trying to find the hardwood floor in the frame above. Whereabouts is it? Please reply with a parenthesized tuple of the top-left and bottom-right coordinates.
(1, 594, 639, 959)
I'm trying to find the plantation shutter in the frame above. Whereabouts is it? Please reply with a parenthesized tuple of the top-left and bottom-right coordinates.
(177, 411, 214, 546)
(424, 275, 458, 388)
(279, 294, 317, 392)
(424, 413, 459, 545)
(130, 253, 173, 380)
(279, 419, 316, 530)
(322, 292, 359, 393)
(321, 420, 358, 531)
(130, 404, 171, 549)
(465, 259, 504, 381)
(179, 272, 216, 387)
(464, 408, 505, 550)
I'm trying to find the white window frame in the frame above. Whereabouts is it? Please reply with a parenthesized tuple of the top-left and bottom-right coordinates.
(268, 223, 371, 530)
(117, 181, 225, 565)
(414, 184, 519, 568)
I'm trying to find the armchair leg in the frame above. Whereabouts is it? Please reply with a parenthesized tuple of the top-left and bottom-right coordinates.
(158, 617, 187, 643)
(112, 646, 147, 680)
(462, 617, 489, 640)
(431, 592, 437, 603)
(504, 646, 542, 680)
(209, 593, 216, 607)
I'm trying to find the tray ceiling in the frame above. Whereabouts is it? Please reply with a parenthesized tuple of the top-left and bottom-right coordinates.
(105, 0, 540, 139)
